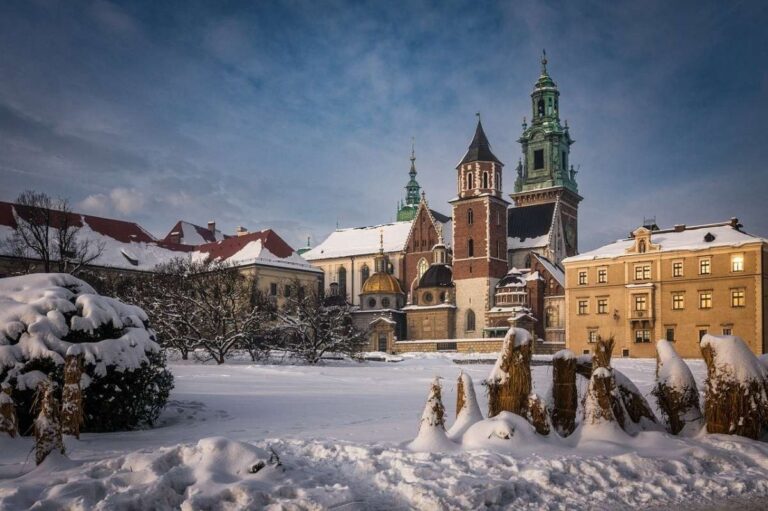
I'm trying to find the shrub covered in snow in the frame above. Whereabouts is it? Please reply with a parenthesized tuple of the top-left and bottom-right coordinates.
(700, 334, 767, 439)
(0, 273, 173, 434)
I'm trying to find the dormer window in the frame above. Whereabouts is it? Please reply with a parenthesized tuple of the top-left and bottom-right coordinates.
(704, 232, 716, 242)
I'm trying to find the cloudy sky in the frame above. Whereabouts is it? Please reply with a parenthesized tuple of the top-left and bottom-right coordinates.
(1, 0, 766, 250)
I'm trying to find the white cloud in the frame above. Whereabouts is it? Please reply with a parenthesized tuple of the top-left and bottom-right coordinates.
(109, 187, 145, 214)
(77, 193, 110, 215)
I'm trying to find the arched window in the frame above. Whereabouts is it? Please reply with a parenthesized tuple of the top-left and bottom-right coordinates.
(537, 99, 544, 117)
(361, 265, 370, 284)
(466, 172, 474, 189)
(495, 172, 500, 189)
(468, 238, 474, 257)
(547, 97, 553, 114)
(465, 309, 476, 332)
(467, 208, 474, 225)
(417, 257, 428, 280)
(338, 267, 347, 298)
(482, 172, 489, 188)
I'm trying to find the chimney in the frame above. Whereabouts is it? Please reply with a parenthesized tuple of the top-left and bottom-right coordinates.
(730, 217, 741, 229)
(674, 224, 686, 232)
(169, 231, 181, 244)
(236, 226, 248, 237)
(208, 221, 216, 234)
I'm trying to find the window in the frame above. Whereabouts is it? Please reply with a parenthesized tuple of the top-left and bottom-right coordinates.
(269, 283, 278, 296)
(699, 258, 711, 275)
(423, 292, 433, 304)
(466, 172, 474, 189)
(537, 99, 544, 117)
(338, 267, 347, 297)
(634, 294, 647, 311)
(731, 288, 745, 307)
(495, 172, 500, 190)
(467, 208, 474, 225)
(578, 270, 587, 285)
(468, 239, 474, 257)
(635, 329, 650, 343)
(731, 254, 744, 272)
(381, 297, 391, 308)
(284, 285, 292, 298)
(439, 291, 446, 302)
(577, 300, 588, 315)
(672, 292, 684, 310)
(588, 330, 598, 343)
(699, 291, 712, 309)
(597, 298, 608, 314)
(361, 265, 370, 284)
(665, 328, 675, 342)
(367, 298, 377, 308)
(634, 264, 651, 280)
(672, 261, 683, 277)
(698, 329, 708, 341)
(597, 268, 607, 284)
(465, 310, 476, 332)
(533, 149, 544, 170)
(722, 327, 732, 336)
(482, 172, 489, 188)
(298, 286, 305, 299)
(416, 258, 428, 280)
(496, 210, 501, 226)
(437, 342, 457, 352)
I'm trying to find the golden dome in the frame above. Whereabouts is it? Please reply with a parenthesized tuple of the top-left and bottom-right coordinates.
(361, 271, 404, 295)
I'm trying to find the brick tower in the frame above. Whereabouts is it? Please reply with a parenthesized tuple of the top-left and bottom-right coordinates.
(450, 117, 510, 338)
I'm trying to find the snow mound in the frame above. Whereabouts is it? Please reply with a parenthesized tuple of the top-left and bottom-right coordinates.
(461, 411, 551, 452)
(700, 334, 767, 384)
(447, 372, 483, 440)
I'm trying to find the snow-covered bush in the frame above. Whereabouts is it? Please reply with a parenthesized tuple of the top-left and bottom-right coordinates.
(447, 371, 483, 440)
(652, 339, 703, 435)
(0, 274, 173, 434)
(700, 334, 767, 439)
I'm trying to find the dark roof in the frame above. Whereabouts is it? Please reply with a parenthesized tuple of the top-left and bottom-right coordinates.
(195, 229, 296, 261)
(418, 264, 453, 288)
(508, 202, 556, 240)
(162, 220, 228, 244)
(458, 120, 502, 166)
(497, 270, 526, 288)
(429, 209, 451, 224)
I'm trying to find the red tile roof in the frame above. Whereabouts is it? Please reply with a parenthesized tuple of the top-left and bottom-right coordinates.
(195, 229, 296, 262)
(162, 220, 229, 244)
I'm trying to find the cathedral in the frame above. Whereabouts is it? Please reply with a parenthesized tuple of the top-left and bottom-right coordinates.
(306, 54, 578, 353)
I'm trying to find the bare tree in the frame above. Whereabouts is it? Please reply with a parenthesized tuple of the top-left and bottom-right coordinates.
(278, 287, 366, 364)
(5, 190, 104, 274)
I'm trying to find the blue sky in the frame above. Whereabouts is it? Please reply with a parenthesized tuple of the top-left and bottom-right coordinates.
(1, 0, 766, 250)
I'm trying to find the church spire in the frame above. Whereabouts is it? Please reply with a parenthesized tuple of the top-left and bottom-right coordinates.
(397, 139, 422, 221)
(458, 115, 502, 166)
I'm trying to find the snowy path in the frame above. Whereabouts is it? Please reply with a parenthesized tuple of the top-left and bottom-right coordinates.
(1, 355, 768, 510)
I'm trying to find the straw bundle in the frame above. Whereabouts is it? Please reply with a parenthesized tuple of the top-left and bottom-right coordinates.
(526, 393, 550, 435)
(652, 340, 702, 435)
(551, 350, 577, 436)
(0, 383, 18, 438)
(61, 354, 84, 438)
(34, 380, 65, 465)
(487, 329, 532, 417)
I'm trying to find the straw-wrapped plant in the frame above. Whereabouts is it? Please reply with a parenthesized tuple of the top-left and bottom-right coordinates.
(700, 334, 767, 439)
(582, 336, 625, 428)
(0, 383, 18, 438)
(486, 328, 532, 417)
(61, 352, 84, 438)
(525, 393, 550, 435)
(34, 379, 65, 465)
(652, 339, 703, 435)
(408, 377, 457, 451)
(551, 349, 577, 436)
(447, 371, 483, 440)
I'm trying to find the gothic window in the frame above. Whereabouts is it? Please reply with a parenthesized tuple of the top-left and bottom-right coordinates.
(361, 265, 370, 284)
(537, 99, 544, 117)
(466, 172, 474, 189)
(482, 172, 489, 188)
(495, 171, 500, 189)
(465, 310, 476, 332)
(417, 257, 428, 280)
(338, 267, 347, 298)
(468, 238, 474, 257)
(533, 149, 544, 170)
(467, 208, 474, 225)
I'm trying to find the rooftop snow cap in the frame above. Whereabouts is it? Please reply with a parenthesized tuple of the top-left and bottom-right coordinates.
(458, 117, 502, 167)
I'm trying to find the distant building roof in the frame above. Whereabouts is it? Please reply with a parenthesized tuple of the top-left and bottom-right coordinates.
(193, 229, 318, 271)
(564, 221, 766, 264)
(418, 264, 453, 288)
(531, 252, 564, 287)
(162, 220, 228, 245)
(458, 119, 502, 166)
(508, 202, 555, 249)
(303, 221, 414, 260)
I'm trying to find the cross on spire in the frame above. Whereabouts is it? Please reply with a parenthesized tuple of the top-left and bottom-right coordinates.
(541, 48, 548, 74)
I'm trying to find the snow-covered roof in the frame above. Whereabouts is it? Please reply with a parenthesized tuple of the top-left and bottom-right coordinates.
(0, 201, 316, 273)
(532, 253, 565, 287)
(162, 220, 228, 245)
(564, 222, 766, 264)
(303, 221, 414, 260)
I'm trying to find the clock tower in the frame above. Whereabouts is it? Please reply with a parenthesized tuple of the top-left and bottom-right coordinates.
(510, 52, 581, 258)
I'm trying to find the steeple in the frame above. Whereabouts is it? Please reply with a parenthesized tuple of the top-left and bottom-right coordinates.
(397, 139, 422, 221)
(458, 115, 502, 166)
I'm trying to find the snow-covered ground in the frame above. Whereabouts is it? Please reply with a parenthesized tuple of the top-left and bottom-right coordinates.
(2, 355, 768, 510)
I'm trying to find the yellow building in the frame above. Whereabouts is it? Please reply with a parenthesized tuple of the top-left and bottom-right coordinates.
(563, 219, 768, 358)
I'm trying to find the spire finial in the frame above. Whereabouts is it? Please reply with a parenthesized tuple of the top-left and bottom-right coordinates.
(411, 137, 415, 161)
(541, 49, 548, 73)
(379, 228, 384, 254)
(436, 223, 443, 245)
(476, 111, 481, 123)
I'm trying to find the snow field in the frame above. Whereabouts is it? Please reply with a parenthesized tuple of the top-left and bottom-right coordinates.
(1, 355, 768, 509)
